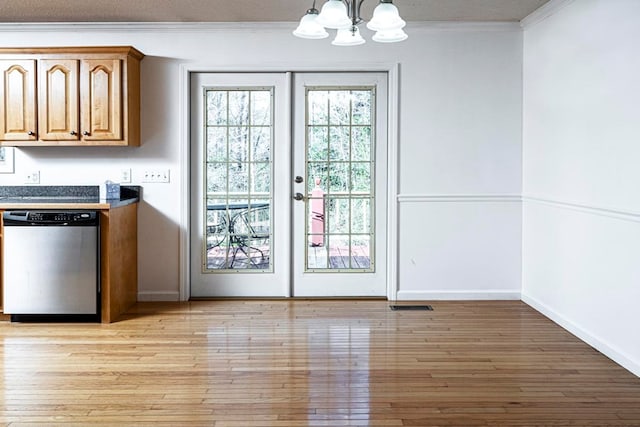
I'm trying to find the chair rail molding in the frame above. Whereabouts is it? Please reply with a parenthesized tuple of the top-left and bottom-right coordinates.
(398, 194, 521, 203)
(397, 194, 640, 224)
(523, 195, 640, 223)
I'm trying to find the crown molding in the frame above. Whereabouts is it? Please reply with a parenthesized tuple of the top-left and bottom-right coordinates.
(409, 21, 521, 32)
(0, 22, 283, 33)
(520, 0, 577, 29)
(0, 20, 521, 33)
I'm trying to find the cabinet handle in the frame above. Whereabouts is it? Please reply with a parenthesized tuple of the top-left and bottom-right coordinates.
(28, 131, 35, 136)
(70, 131, 77, 136)
(83, 131, 90, 136)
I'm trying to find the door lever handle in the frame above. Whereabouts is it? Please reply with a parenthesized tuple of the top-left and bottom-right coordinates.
(293, 192, 305, 201)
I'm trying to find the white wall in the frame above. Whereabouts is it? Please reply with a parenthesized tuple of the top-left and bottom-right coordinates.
(398, 28, 522, 300)
(522, 0, 640, 376)
(0, 22, 523, 301)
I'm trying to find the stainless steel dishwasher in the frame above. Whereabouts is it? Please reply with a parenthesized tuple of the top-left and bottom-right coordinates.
(2, 210, 100, 322)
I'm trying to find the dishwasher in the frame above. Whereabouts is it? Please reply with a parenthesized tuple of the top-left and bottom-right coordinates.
(2, 210, 100, 322)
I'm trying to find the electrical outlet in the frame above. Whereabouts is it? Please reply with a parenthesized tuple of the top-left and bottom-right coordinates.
(142, 169, 170, 183)
(120, 168, 132, 183)
(24, 170, 40, 184)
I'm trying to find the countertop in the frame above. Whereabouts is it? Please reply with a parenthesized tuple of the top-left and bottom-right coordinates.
(0, 185, 140, 209)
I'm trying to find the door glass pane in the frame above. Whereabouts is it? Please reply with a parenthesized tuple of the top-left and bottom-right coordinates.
(251, 91, 271, 126)
(351, 127, 371, 161)
(308, 126, 329, 161)
(204, 88, 273, 271)
(351, 162, 371, 193)
(329, 126, 350, 161)
(229, 127, 249, 162)
(328, 162, 349, 194)
(305, 87, 375, 272)
(251, 127, 270, 161)
(308, 91, 328, 124)
(207, 127, 226, 161)
(350, 198, 371, 233)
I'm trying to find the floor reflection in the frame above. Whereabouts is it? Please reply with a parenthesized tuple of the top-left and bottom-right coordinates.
(204, 303, 372, 423)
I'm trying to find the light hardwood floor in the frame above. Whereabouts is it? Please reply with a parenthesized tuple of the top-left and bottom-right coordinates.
(1, 300, 639, 426)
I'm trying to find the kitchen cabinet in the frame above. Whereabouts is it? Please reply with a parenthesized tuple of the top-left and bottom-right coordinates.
(0, 46, 143, 147)
(0, 60, 36, 141)
(0, 210, 4, 317)
(99, 204, 138, 323)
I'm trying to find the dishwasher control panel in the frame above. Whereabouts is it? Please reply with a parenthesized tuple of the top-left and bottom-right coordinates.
(3, 211, 98, 226)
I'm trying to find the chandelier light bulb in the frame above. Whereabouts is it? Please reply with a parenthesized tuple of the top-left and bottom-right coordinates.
(332, 26, 366, 46)
(316, 0, 352, 29)
(372, 28, 408, 43)
(366, 1, 406, 32)
(293, 8, 330, 39)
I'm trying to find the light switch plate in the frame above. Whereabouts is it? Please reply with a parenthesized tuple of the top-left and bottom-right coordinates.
(142, 169, 170, 183)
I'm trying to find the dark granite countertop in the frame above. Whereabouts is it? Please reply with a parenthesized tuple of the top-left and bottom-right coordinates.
(0, 185, 141, 209)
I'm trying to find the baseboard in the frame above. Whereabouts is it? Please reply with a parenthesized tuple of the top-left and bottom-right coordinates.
(137, 291, 181, 302)
(397, 290, 521, 300)
(522, 293, 640, 378)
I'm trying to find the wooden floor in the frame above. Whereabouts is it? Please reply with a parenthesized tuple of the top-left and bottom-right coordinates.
(1, 300, 639, 426)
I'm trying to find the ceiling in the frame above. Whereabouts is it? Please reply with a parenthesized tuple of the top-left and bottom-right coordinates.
(1, 0, 551, 23)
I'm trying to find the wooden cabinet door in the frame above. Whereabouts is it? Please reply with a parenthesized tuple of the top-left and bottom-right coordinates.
(38, 59, 80, 141)
(81, 59, 122, 142)
(0, 210, 3, 313)
(0, 60, 37, 141)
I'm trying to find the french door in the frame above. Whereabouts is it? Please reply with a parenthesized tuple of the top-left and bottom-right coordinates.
(292, 73, 387, 297)
(189, 72, 387, 298)
(190, 73, 290, 297)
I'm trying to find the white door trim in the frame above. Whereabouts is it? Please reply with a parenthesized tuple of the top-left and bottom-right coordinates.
(179, 62, 400, 301)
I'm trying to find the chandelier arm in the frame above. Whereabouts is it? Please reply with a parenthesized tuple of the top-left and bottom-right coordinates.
(342, 0, 353, 22)
(356, 0, 365, 23)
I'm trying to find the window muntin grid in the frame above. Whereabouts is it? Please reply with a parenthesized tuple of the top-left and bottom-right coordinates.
(203, 88, 273, 272)
(305, 87, 376, 272)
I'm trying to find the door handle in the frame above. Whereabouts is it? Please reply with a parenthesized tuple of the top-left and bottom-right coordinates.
(293, 192, 305, 201)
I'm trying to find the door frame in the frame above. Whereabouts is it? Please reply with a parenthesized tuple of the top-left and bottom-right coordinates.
(178, 63, 400, 301)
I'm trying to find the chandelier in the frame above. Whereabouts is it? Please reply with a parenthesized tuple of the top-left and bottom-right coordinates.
(293, 0, 408, 46)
